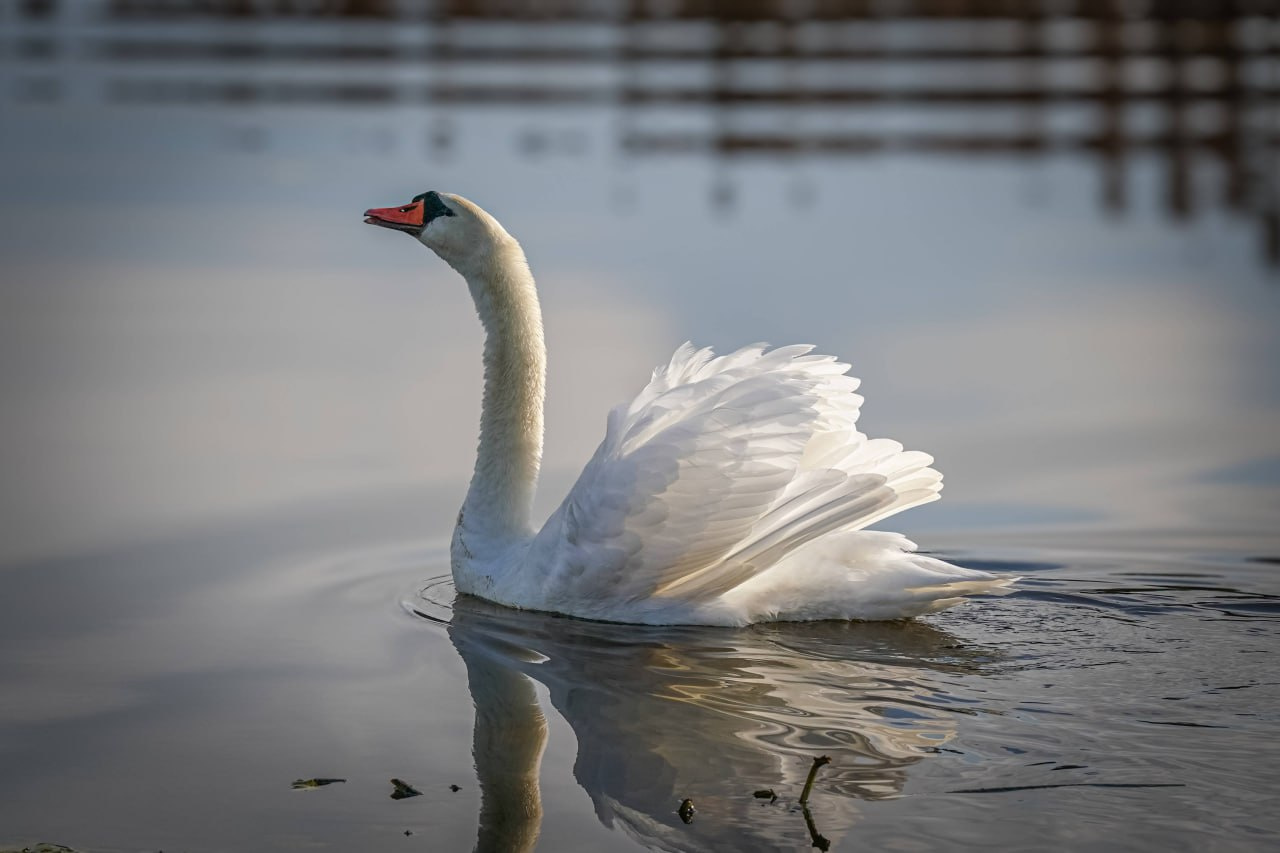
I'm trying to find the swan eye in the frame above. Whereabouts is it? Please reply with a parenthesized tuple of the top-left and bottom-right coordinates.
(414, 191, 457, 220)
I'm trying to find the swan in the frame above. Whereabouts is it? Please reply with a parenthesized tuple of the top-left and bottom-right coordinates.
(364, 191, 1013, 625)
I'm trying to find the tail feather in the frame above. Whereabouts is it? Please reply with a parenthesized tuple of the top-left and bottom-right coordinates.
(722, 531, 1017, 623)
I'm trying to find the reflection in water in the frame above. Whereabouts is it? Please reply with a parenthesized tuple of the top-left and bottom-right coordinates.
(441, 589, 995, 851)
(459, 621, 549, 853)
(5, 0, 1277, 269)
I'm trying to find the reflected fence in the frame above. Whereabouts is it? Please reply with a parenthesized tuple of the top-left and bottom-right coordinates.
(6, 0, 1279, 267)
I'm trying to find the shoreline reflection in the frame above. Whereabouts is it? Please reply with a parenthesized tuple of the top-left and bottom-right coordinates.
(442, 593, 998, 851)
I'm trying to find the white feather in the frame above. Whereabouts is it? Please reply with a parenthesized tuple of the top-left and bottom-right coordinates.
(516, 343, 1012, 625)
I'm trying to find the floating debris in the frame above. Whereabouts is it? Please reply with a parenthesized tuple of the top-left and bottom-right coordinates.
(0, 845, 82, 853)
(290, 778, 346, 789)
(403, 830, 413, 836)
(798, 756, 831, 806)
(390, 778, 422, 800)
(753, 789, 777, 801)
(449, 784, 461, 792)
(677, 798, 696, 824)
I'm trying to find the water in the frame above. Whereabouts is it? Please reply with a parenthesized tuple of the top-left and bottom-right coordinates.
(2, 5, 1279, 851)
(2, 501, 1277, 851)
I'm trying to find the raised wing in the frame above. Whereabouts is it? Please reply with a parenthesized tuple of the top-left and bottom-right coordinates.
(527, 343, 943, 621)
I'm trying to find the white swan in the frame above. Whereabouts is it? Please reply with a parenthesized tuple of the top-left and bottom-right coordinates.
(365, 191, 1013, 625)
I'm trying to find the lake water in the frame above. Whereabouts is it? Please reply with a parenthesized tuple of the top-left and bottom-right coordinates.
(2, 7, 1279, 852)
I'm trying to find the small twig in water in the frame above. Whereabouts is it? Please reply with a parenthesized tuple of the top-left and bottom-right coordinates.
(798, 756, 831, 806)
(290, 777, 345, 789)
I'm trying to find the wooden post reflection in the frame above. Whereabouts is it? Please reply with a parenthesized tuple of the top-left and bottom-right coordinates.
(12, 0, 1276, 270)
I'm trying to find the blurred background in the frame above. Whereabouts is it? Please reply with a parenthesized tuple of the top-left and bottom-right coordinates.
(2, 0, 1278, 568)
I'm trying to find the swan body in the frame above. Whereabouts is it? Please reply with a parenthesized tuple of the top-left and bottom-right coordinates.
(364, 191, 1013, 625)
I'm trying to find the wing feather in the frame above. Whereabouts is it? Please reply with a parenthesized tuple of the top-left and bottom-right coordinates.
(527, 343, 945, 618)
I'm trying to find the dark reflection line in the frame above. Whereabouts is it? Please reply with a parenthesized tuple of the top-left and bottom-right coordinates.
(93, 1, 1280, 24)
(947, 782, 1186, 794)
(1092, 586, 1279, 596)
(87, 41, 1280, 64)
(102, 81, 1278, 108)
(624, 132, 1277, 156)
(408, 606, 449, 626)
(1009, 590, 1141, 612)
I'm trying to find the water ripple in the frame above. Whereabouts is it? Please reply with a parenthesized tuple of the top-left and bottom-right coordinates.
(391, 541, 1280, 849)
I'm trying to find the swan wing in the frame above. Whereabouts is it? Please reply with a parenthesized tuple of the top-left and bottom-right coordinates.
(528, 343, 948, 620)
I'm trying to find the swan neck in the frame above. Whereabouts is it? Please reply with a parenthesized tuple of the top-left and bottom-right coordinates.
(461, 238, 545, 541)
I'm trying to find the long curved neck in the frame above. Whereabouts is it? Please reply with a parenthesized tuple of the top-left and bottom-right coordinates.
(459, 237, 546, 541)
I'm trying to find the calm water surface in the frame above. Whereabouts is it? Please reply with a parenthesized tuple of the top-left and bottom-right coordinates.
(1, 498, 1277, 851)
(2, 8, 1279, 851)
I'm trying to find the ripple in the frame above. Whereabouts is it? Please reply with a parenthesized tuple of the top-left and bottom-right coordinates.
(385, 538, 1280, 848)
(411, 573, 457, 625)
(948, 782, 1187, 794)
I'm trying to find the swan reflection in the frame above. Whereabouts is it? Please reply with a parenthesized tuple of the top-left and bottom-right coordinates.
(442, 593, 994, 852)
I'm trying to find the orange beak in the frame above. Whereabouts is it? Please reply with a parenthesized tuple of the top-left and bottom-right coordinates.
(364, 200, 425, 233)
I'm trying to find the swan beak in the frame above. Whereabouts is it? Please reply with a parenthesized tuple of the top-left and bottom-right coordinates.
(364, 201, 425, 234)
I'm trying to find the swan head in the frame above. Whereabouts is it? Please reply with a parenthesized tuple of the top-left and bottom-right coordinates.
(364, 190, 511, 274)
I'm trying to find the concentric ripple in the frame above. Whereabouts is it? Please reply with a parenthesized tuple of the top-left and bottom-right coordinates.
(410, 573, 457, 625)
